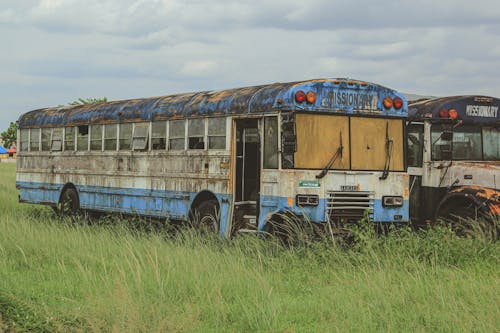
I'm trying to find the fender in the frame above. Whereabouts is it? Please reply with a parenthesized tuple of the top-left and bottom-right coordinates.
(435, 186, 500, 219)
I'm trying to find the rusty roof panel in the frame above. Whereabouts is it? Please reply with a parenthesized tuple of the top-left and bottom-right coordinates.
(18, 78, 407, 128)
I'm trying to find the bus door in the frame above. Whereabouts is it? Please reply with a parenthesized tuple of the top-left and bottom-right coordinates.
(233, 118, 261, 230)
(407, 123, 425, 223)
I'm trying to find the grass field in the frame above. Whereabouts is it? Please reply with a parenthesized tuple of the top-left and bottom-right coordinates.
(0, 163, 499, 332)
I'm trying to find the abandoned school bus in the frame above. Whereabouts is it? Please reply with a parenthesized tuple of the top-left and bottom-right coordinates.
(407, 95, 500, 224)
(16, 78, 409, 236)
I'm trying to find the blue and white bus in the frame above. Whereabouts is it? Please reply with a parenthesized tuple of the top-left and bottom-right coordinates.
(17, 78, 409, 236)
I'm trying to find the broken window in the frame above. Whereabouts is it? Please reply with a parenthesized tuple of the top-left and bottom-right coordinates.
(119, 123, 132, 150)
(77, 125, 89, 151)
(188, 118, 205, 149)
(132, 123, 149, 151)
(104, 124, 117, 151)
(151, 121, 166, 150)
(407, 124, 424, 167)
(20, 129, 29, 152)
(431, 125, 482, 161)
(64, 127, 75, 151)
(263, 117, 278, 169)
(483, 127, 499, 160)
(208, 118, 226, 149)
(41, 128, 51, 151)
(51, 128, 63, 151)
(169, 120, 185, 150)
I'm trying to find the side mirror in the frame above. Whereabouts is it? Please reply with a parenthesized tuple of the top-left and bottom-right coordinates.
(440, 130, 453, 141)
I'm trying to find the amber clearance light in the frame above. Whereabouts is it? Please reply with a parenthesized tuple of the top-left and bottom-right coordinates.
(295, 90, 317, 104)
(383, 97, 393, 109)
(306, 91, 317, 104)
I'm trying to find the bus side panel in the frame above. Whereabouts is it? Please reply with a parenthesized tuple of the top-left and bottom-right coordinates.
(17, 181, 61, 207)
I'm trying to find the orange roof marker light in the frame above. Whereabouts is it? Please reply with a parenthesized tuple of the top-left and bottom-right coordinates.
(306, 91, 317, 104)
(383, 97, 393, 109)
(448, 108, 458, 119)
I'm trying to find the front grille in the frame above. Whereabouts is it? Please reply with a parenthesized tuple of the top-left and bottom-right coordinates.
(326, 191, 374, 223)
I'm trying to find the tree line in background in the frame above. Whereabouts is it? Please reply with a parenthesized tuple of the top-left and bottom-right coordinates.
(1, 97, 107, 149)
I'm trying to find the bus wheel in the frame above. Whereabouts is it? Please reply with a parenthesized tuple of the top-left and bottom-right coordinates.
(438, 199, 480, 235)
(190, 200, 220, 233)
(58, 187, 80, 216)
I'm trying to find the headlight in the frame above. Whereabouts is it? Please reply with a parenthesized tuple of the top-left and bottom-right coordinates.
(382, 196, 403, 207)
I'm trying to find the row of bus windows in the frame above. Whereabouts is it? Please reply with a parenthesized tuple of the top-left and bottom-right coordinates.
(19, 118, 227, 152)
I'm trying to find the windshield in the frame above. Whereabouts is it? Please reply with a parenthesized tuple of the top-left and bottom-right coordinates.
(431, 125, 499, 161)
(294, 114, 404, 171)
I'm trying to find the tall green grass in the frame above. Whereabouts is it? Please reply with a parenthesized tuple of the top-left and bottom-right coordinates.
(0, 163, 499, 332)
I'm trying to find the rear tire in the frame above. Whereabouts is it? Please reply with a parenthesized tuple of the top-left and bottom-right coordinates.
(58, 188, 80, 216)
(190, 200, 220, 233)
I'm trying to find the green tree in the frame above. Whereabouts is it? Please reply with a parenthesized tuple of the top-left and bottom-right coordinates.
(1, 122, 17, 148)
(68, 97, 107, 106)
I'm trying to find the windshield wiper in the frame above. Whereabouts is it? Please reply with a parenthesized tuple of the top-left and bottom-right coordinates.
(316, 132, 343, 179)
(379, 122, 393, 180)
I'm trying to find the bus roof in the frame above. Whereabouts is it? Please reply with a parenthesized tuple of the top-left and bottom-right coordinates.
(408, 95, 500, 125)
(18, 78, 407, 128)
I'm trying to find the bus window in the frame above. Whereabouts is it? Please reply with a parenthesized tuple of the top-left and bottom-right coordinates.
(41, 128, 51, 151)
(20, 129, 29, 152)
(30, 129, 40, 151)
(90, 125, 103, 151)
(64, 127, 75, 151)
(263, 116, 278, 169)
(188, 118, 204, 149)
(452, 128, 482, 160)
(432, 125, 482, 160)
(119, 123, 132, 150)
(483, 127, 499, 160)
(51, 128, 62, 151)
(132, 123, 149, 151)
(151, 121, 166, 150)
(104, 124, 117, 151)
(208, 118, 225, 149)
(169, 120, 185, 150)
(407, 124, 424, 167)
(77, 125, 89, 151)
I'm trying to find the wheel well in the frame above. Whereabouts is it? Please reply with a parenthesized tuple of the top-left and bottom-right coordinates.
(59, 183, 79, 204)
(436, 195, 477, 219)
(190, 191, 219, 212)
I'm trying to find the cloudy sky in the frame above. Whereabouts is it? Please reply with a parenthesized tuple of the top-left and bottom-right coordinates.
(1, 0, 500, 127)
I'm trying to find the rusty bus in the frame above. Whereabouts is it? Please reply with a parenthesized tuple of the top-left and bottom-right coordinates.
(16, 78, 409, 236)
(407, 95, 500, 225)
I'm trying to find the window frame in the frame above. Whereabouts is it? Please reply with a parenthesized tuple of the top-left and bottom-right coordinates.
(207, 117, 227, 150)
(169, 119, 186, 150)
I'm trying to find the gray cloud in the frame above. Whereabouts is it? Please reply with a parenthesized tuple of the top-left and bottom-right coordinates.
(0, 0, 499, 127)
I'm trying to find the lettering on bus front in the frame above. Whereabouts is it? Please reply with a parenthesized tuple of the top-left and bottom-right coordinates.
(321, 92, 378, 111)
(465, 105, 498, 118)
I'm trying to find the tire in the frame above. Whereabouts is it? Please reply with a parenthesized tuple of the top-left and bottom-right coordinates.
(58, 187, 80, 216)
(190, 200, 220, 233)
(438, 201, 480, 236)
